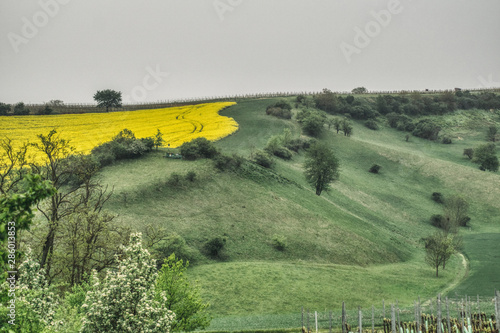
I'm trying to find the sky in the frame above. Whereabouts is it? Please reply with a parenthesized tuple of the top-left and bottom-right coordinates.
(1, 0, 499, 104)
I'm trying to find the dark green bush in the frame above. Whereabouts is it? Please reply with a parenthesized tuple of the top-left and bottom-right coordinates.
(272, 146, 293, 160)
(365, 119, 379, 130)
(13, 102, 30, 115)
(369, 164, 381, 174)
(204, 236, 226, 257)
(153, 233, 200, 268)
(213, 153, 244, 171)
(441, 136, 452, 144)
(272, 234, 287, 251)
(0, 102, 10, 115)
(412, 119, 441, 140)
(252, 150, 274, 168)
(185, 171, 197, 182)
(430, 214, 445, 228)
(167, 173, 183, 187)
(140, 137, 155, 150)
(266, 107, 292, 119)
(180, 137, 218, 160)
(431, 192, 444, 204)
(463, 148, 474, 159)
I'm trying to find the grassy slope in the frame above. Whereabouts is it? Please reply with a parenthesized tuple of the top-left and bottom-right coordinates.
(97, 99, 499, 327)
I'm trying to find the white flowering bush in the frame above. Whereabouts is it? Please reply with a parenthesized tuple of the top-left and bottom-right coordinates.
(0, 248, 61, 332)
(80, 233, 175, 333)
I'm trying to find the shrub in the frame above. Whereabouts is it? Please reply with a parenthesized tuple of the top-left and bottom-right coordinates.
(441, 136, 452, 144)
(252, 150, 274, 168)
(412, 119, 441, 140)
(369, 164, 381, 174)
(204, 236, 226, 257)
(152, 233, 200, 267)
(266, 107, 292, 119)
(167, 172, 183, 187)
(272, 234, 287, 251)
(473, 143, 499, 172)
(430, 214, 445, 228)
(365, 119, 379, 130)
(431, 192, 444, 204)
(272, 146, 293, 160)
(213, 153, 244, 171)
(140, 137, 155, 151)
(463, 148, 474, 159)
(185, 170, 197, 182)
(0, 102, 10, 115)
(180, 137, 218, 160)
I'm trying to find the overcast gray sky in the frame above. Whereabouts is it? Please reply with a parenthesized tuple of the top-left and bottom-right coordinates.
(1, 0, 499, 104)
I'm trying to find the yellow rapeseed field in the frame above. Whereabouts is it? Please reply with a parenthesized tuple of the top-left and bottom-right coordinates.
(0, 102, 238, 162)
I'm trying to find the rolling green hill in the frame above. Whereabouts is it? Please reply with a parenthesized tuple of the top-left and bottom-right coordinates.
(97, 98, 500, 329)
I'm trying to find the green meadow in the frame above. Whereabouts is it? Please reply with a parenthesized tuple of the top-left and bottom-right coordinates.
(96, 98, 500, 330)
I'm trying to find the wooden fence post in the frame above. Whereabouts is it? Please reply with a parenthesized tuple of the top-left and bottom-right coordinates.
(397, 300, 400, 332)
(495, 290, 500, 331)
(437, 294, 442, 333)
(372, 305, 375, 333)
(477, 295, 482, 330)
(315, 311, 318, 333)
(359, 306, 362, 333)
(446, 297, 450, 333)
(342, 302, 347, 333)
(391, 304, 396, 333)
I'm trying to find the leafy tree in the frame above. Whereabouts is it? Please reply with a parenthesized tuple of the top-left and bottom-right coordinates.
(13, 102, 30, 115)
(472, 143, 498, 172)
(81, 233, 175, 333)
(154, 129, 165, 151)
(443, 196, 470, 232)
(0, 174, 55, 282)
(298, 111, 326, 137)
(0, 138, 30, 196)
(0, 102, 11, 116)
(314, 89, 340, 114)
(180, 137, 218, 160)
(487, 125, 498, 142)
(304, 142, 340, 196)
(424, 231, 456, 277)
(93, 89, 122, 112)
(156, 254, 210, 332)
(251, 150, 274, 168)
(351, 87, 367, 94)
(463, 148, 474, 159)
(412, 119, 441, 140)
(341, 119, 353, 136)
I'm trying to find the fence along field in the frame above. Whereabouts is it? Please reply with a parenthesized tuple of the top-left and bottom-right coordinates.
(301, 292, 500, 333)
(0, 102, 238, 162)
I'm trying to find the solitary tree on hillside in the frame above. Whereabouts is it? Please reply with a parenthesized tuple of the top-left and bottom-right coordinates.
(93, 89, 122, 112)
(424, 232, 455, 277)
(154, 129, 165, 151)
(304, 142, 340, 196)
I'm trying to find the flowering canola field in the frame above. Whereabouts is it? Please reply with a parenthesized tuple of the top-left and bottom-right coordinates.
(0, 102, 238, 160)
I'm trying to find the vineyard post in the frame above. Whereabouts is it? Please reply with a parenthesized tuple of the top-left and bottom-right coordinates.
(495, 290, 500, 332)
(477, 295, 481, 330)
(418, 296, 421, 333)
(315, 311, 318, 333)
(437, 294, 442, 333)
(383, 299, 386, 318)
(372, 305, 375, 333)
(446, 297, 450, 333)
(391, 304, 396, 333)
(342, 302, 347, 333)
(397, 300, 400, 331)
(330, 310, 333, 333)
(461, 299, 465, 333)
(358, 306, 362, 333)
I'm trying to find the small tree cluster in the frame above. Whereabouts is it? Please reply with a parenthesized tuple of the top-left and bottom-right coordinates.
(296, 109, 326, 137)
(265, 100, 292, 119)
(472, 143, 499, 172)
(91, 129, 154, 166)
(251, 150, 274, 168)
